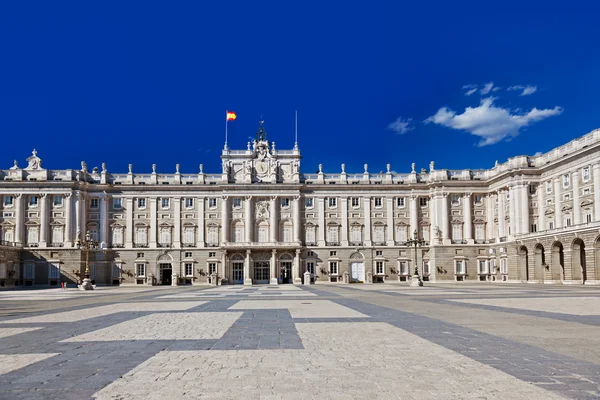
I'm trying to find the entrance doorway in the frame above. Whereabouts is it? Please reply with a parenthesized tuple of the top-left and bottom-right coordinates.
(253, 261, 270, 284)
(160, 263, 172, 285)
(280, 261, 292, 284)
(350, 262, 365, 283)
(232, 262, 244, 284)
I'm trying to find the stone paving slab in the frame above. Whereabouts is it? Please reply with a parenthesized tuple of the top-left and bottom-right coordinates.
(93, 322, 566, 400)
(230, 300, 369, 318)
(63, 312, 243, 341)
(449, 296, 600, 315)
(2, 301, 207, 323)
(0, 353, 59, 375)
(0, 327, 42, 339)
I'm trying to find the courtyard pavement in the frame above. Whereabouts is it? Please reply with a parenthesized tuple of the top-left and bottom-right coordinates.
(1, 283, 600, 399)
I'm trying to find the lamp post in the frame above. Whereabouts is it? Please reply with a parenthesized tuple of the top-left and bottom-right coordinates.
(406, 229, 425, 287)
(75, 230, 98, 290)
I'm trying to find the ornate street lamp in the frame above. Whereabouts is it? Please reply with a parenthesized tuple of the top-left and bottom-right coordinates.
(405, 229, 425, 287)
(75, 230, 98, 290)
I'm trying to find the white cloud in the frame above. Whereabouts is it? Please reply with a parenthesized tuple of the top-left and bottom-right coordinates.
(387, 117, 414, 134)
(465, 88, 478, 96)
(508, 85, 538, 96)
(480, 82, 495, 95)
(423, 97, 563, 146)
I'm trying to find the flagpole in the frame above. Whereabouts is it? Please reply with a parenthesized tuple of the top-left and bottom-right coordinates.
(294, 110, 298, 149)
(225, 111, 228, 149)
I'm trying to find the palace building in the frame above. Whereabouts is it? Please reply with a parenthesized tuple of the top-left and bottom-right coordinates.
(1, 123, 600, 287)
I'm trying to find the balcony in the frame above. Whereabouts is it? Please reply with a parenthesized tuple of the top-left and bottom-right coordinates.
(349, 242, 363, 247)
(305, 242, 317, 247)
(373, 242, 387, 246)
(50, 243, 64, 248)
(326, 241, 341, 246)
(133, 243, 149, 248)
(451, 240, 467, 244)
(182, 243, 196, 248)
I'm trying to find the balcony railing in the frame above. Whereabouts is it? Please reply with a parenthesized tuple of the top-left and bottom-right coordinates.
(0, 240, 21, 248)
(133, 243, 149, 248)
(326, 241, 340, 246)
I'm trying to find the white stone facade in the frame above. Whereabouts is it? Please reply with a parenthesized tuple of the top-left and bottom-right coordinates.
(1, 125, 600, 286)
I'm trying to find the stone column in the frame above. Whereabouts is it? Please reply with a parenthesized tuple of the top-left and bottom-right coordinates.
(174, 197, 181, 247)
(317, 197, 325, 246)
(364, 197, 372, 246)
(386, 197, 394, 246)
(572, 171, 581, 225)
(100, 194, 108, 245)
(79, 193, 87, 239)
(410, 195, 418, 239)
(64, 193, 72, 247)
(341, 197, 349, 246)
(270, 196, 277, 242)
(508, 185, 517, 236)
(150, 197, 157, 248)
(221, 250, 227, 285)
(463, 193, 472, 243)
(441, 194, 450, 244)
(15, 194, 23, 245)
(428, 193, 437, 240)
(73, 192, 81, 241)
(125, 197, 133, 248)
(537, 186, 545, 232)
(498, 190, 506, 238)
(520, 184, 530, 234)
(270, 249, 278, 285)
(293, 248, 301, 284)
(39, 194, 48, 247)
(244, 249, 252, 285)
(293, 195, 301, 243)
(486, 193, 495, 240)
(554, 177, 562, 228)
(197, 197, 205, 247)
(594, 164, 600, 221)
(221, 197, 229, 243)
(245, 196, 253, 243)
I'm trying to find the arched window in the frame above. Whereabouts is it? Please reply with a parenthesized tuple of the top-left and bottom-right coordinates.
(232, 221, 244, 243)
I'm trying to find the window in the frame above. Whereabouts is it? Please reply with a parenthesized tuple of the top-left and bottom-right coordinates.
(135, 227, 148, 245)
(27, 227, 39, 245)
(351, 198, 360, 208)
(306, 261, 315, 275)
(138, 198, 146, 208)
(529, 185, 536, 195)
(328, 198, 337, 208)
(29, 196, 38, 206)
(53, 196, 63, 206)
(3, 229, 14, 243)
(490, 259, 496, 273)
(396, 226, 407, 243)
(233, 224, 244, 242)
(330, 251, 337, 256)
(185, 198, 194, 208)
(587, 214, 593, 223)
(584, 188, 591, 195)
(185, 263, 193, 276)
(474, 224, 485, 241)
(24, 263, 35, 279)
(455, 260, 465, 274)
(89, 228, 99, 242)
(48, 263, 60, 279)
(183, 227, 195, 245)
(207, 227, 219, 245)
(563, 173, 570, 188)
(258, 225, 268, 242)
(374, 198, 382, 208)
(208, 198, 217, 208)
(546, 198, 552, 205)
(305, 226, 316, 244)
(421, 226, 430, 243)
(478, 260, 487, 274)
(233, 198, 242, 208)
(113, 198, 122, 209)
(159, 227, 172, 245)
(137, 253, 144, 258)
(451, 195, 461, 205)
(397, 197, 405, 208)
(399, 261, 409, 275)
(419, 198, 427, 206)
(327, 226, 339, 243)
(112, 263, 122, 279)
(282, 224, 292, 242)
(52, 226, 64, 244)
(112, 228, 123, 246)
(350, 227, 362, 243)
(3, 195, 14, 206)
(136, 263, 146, 277)
(376, 261, 384, 274)
(90, 198, 99, 208)
(546, 181, 552, 194)
(329, 261, 338, 275)
(549, 221, 554, 230)
(531, 224, 537, 232)
(583, 167, 591, 181)
(563, 194, 570, 201)
(452, 224, 463, 241)
(500, 258, 508, 274)
(565, 217, 572, 227)
(281, 198, 290, 208)
(208, 262, 217, 275)
(161, 198, 170, 208)
(305, 198, 314, 208)
(209, 252, 216, 258)
(373, 226, 385, 243)
(474, 195, 483, 204)
(422, 261, 430, 276)
(184, 252, 193, 258)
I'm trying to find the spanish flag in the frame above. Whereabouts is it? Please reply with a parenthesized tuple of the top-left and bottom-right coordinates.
(226, 111, 237, 121)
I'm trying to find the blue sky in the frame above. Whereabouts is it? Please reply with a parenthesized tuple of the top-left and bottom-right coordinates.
(1, 1, 599, 175)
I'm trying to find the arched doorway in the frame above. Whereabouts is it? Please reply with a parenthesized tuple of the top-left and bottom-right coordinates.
(551, 242, 565, 282)
(571, 239, 586, 283)
(349, 252, 365, 283)
(279, 253, 293, 284)
(230, 254, 244, 284)
(518, 246, 528, 282)
(534, 244, 545, 282)
(157, 253, 173, 285)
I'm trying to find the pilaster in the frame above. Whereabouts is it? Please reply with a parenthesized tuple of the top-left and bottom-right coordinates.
(363, 196, 372, 246)
(537, 185, 545, 232)
(409, 195, 418, 238)
(341, 197, 349, 246)
(99, 193, 108, 246)
(463, 192, 473, 244)
(150, 197, 157, 248)
(317, 197, 325, 246)
(441, 193, 450, 244)
(594, 164, 600, 221)
(174, 197, 181, 248)
(572, 171, 581, 225)
(521, 183, 530, 234)
(293, 195, 301, 243)
(246, 196, 254, 243)
(270, 196, 277, 242)
(39, 194, 48, 247)
(554, 177, 562, 228)
(15, 194, 23, 245)
(498, 190, 506, 238)
(197, 197, 205, 247)
(125, 197, 133, 248)
(221, 196, 229, 243)
(386, 197, 394, 246)
(64, 193, 72, 247)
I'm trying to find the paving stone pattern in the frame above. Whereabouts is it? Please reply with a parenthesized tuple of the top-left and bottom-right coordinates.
(0, 283, 600, 399)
